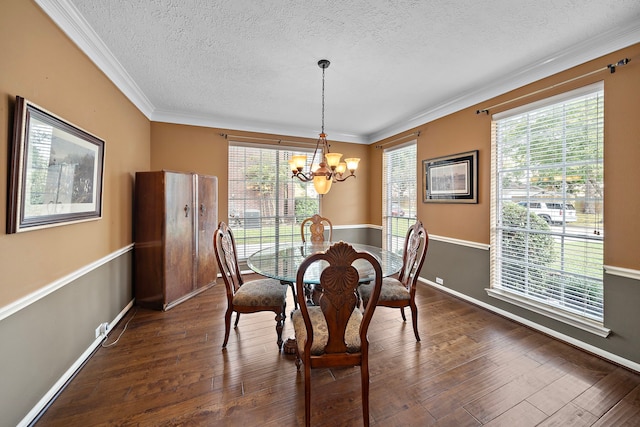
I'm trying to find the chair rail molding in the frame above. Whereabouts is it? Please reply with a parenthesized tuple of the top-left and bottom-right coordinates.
(604, 265, 640, 281)
(430, 234, 490, 251)
(0, 244, 134, 322)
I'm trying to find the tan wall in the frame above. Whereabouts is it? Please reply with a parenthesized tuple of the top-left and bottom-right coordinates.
(150, 122, 228, 219)
(149, 125, 370, 226)
(372, 43, 640, 270)
(319, 140, 370, 224)
(0, 0, 150, 307)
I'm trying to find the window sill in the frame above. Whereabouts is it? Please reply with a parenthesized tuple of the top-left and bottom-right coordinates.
(486, 288, 611, 338)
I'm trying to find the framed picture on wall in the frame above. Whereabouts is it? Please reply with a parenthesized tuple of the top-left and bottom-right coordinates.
(7, 96, 105, 233)
(423, 150, 478, 203)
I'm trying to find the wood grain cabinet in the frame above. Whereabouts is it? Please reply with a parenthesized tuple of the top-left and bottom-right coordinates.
(134, 170, 218, 310)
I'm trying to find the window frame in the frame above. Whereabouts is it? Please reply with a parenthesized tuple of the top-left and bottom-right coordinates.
(488, 82, 609, 337)
(383, 141, 417, 254)
(228, 141, 320, 260)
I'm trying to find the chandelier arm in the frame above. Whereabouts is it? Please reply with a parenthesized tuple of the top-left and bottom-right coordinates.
(332, 173, 356, 182)
(292, 172, 314, 182)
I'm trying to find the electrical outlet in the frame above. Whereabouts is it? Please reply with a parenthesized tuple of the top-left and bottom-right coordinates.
(435, 277, 444, 285)
(95, 322, 109, 338)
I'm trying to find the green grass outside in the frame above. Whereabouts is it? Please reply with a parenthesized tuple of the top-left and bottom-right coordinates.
(233, 224, 300, 244)
(549, 238, 603, 277)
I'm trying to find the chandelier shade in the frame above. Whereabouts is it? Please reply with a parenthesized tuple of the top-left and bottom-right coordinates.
(289, 59, 360, 195)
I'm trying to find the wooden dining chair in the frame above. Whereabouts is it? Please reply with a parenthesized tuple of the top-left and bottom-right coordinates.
(213, 222, 287, 350)
(299, 214, 333, 304)
(359, 220, 429, 341)
(300, 214, 333, 243)
(292, 242, 383, 427)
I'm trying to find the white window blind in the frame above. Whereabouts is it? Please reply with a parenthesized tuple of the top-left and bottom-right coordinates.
(383, 142, 417, 254)
(491, 82, 604, 323)
(228, 143, 319, 259)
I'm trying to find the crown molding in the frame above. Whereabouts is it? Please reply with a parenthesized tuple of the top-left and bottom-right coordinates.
(36, 0, 640, 145)
(151, 109, 368, 144)
(366, 20, 640, 144)
(35, 0, 156, 118)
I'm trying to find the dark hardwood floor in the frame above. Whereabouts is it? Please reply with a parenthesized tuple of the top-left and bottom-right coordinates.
(34, 276, 640, 426)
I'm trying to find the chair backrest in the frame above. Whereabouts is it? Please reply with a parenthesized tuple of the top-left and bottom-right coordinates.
(300, 214, 333, 243)
(398, 221, 429, 290)
(295, 242, 382, 357)
(213, 222, 243, 297)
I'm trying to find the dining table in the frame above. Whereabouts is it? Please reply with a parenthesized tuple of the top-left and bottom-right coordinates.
(247, 241, 404, 353)
(247, 241, 404, 285)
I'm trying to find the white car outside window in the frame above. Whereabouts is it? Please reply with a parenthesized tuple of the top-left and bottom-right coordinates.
(518, 201, 577, 224)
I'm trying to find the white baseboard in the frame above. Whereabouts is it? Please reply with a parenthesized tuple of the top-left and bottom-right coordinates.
(18, 299, 135, 427)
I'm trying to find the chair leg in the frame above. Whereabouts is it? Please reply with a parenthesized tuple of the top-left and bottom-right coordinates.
(284, 280, 298, 309)
(400, 307, 407, 322)
(295, 350, 302, 371)
(410, 302, 420, 342)
(275, 309, 284, 349)
(222, 308, 233, 348)
(304, 363, 312, 427)
(234, 312, 241, 327)
(361, 357, 370, 427)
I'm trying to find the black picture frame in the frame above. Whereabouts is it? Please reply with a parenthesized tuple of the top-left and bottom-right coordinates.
(423, 150, 478, 203)
(7, 96, 105, 233)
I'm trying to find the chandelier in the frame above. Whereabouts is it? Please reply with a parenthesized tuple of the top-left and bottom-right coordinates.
(289, 59, 360, 195)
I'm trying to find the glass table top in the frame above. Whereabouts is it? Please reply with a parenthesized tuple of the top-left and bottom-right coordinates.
(247, 242, 403, 284)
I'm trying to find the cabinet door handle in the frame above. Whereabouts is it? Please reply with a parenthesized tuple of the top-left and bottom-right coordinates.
(184, 204, 190, 217)
(200, 203, 206, 216)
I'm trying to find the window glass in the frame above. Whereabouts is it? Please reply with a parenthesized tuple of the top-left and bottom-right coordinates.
(383, 142, 417, 254)
(491, 83, 604, 322)
(228, 143, 319, 259)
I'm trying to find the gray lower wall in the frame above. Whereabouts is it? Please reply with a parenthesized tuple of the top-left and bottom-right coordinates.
(334, 226, 381, 247)
(0, 250, 133, 427)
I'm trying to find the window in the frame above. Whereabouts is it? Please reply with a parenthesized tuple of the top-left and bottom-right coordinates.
(490, 82, 605, 330)
(383, 142, 417, 254)
(228, 143, 319, 259)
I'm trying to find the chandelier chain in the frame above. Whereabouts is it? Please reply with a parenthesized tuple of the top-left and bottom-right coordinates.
(321, 66, 325, 134)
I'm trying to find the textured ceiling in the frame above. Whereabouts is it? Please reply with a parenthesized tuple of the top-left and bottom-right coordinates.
(37, 0, 640, 143)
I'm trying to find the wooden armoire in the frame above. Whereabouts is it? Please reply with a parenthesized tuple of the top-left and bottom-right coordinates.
(134, 170, 218, 310)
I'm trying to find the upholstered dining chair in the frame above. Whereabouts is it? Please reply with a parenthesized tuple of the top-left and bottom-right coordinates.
(292, 242, 383, 427)
(300, 214, 333, 243)
(359, 220, 428, 341)
(213, 222, 287, 350)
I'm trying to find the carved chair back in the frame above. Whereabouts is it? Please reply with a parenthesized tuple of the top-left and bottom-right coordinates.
(300, 214, 333, 243)
(213, 221, 244, 298)
(398, 221, 429, 293)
